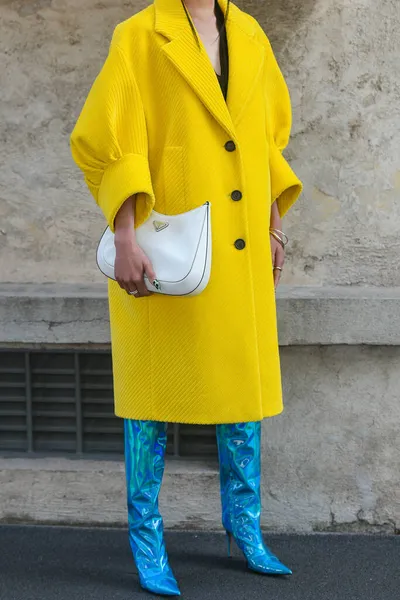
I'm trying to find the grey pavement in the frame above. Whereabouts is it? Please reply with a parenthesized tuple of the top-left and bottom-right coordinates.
(0, 525, 399, 600)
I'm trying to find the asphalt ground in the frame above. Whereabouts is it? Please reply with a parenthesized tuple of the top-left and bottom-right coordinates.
(0, 525, 399, 600)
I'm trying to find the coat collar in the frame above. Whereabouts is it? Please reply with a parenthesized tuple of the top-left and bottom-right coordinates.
(154, 0, 265, 140)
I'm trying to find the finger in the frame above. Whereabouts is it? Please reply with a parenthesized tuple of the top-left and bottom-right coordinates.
(274, 247, 285, 269)
(143, 259, 156, 284)
(271, 242, 276, 267)
(273, 268, 278, 288)
(127, 285, 139, 297)
(273, 268, 281, 289)
(134, 275, 150, 297)
(125, 278, 138, 294)
(117, 279, 129, 293)
(118, 277, 138, 296)
(143, 262, 156, 294)
(275, 253, 285, 268)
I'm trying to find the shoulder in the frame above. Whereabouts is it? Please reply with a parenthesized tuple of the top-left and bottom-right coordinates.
(110, 4, 155, 54)
(229, 2, 271, 46)
(231, 3, 280, 72)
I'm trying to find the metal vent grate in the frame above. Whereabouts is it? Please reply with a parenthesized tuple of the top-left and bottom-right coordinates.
(0, 349, 217, 458)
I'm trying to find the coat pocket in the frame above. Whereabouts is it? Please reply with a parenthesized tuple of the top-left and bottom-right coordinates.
(163, 146, 186, 214)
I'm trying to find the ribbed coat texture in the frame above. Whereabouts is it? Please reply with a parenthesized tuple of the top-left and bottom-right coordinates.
(70, 0, 303, 424)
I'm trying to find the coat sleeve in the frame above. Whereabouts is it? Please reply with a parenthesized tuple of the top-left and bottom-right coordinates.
(70, 25, 155, 232)
(259, 32, 303, 217)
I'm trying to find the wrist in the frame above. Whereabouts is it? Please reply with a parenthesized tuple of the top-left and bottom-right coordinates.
(270, 218, 282, 230)
(114, 195, 136, 232)
(114, 226, 137, 246)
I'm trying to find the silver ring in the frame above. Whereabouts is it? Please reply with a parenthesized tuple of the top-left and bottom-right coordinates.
(273, 266, 283, 271)
(129, 290, 139, 295)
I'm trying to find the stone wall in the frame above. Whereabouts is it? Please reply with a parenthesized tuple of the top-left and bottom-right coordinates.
(1, 0, 399, 284)
(264, 344, 400, 532)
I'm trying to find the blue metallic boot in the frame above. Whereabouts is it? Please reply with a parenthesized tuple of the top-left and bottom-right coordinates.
(216, 421, 292, 576)
(124, 419, 181, 596)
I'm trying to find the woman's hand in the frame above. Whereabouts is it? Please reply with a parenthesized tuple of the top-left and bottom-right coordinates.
(270, 201, 285, 289)
(114, 194, 156, 297)
(270, 233, 284, 289)
(114, 230, 156, 297)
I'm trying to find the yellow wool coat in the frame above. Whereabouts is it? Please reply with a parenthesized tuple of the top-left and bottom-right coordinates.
(70, 0, 303, 424)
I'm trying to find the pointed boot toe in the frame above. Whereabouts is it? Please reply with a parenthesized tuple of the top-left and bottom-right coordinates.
(247, 555, 292, 576)
(140, 573, 181, 596)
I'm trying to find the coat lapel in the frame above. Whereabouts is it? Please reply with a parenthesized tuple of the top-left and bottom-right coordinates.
(225, 6, 265, 128)
(154, 0, 265, 139)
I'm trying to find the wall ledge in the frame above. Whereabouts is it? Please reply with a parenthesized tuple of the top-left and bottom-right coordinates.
(0, 283, 399, 346)
(0, 455, 220, 530)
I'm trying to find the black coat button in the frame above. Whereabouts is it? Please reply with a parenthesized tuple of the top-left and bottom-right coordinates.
(231, 190, 242, 201)
(234, 238, 246, 250)
(224, 140, 236, 152)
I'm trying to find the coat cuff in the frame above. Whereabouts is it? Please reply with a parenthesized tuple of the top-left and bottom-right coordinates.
(269, 143, 303, 217)
(98, 153, 155, 232)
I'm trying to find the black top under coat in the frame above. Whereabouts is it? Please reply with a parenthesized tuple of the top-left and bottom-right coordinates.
(214, 0, 229, 100)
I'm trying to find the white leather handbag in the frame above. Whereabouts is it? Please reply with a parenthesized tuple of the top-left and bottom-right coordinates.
(96, 201, 211, 296)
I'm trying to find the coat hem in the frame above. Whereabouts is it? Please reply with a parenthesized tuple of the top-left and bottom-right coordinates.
(113, 406, 284, 424)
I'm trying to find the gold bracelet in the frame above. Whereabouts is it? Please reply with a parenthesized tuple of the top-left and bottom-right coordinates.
(269, 230, 286, 249)
(269, 228, 289, 246)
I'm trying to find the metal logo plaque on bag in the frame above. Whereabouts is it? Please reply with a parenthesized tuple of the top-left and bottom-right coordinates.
(153, 220, 169, 232)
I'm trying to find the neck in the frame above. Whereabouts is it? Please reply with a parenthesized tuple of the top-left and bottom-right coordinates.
(183, 0, 215, 18)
